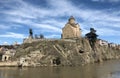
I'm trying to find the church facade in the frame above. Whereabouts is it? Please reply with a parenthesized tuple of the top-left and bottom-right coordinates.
(62, 16, 81, 39)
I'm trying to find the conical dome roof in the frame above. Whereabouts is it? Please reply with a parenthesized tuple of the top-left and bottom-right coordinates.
(68, 16, 75, 21)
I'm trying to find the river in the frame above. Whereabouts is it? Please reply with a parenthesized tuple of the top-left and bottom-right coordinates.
(0, 60, 120, 78)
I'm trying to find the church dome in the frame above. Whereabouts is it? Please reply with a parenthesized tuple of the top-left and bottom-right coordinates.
(68, 16, 75, 21)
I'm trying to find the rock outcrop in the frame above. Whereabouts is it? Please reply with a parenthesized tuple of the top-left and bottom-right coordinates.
(14, 38, 120, 66)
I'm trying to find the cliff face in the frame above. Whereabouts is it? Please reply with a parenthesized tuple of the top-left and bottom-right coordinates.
(15, 38, 120, 66)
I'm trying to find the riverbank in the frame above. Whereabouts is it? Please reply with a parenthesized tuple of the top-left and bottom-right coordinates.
(0, 61, 18, 67)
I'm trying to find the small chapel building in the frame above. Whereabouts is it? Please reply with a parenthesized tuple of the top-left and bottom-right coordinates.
(62, 16, 81, 39)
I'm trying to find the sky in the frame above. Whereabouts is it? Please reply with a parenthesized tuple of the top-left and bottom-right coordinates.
(0, 0, 120, 45)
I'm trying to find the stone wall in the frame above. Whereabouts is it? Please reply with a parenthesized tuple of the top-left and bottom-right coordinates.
(62, 24, 81, 39)
(62, 16, 81, 39)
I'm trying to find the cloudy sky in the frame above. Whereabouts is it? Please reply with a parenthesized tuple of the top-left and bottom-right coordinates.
(0, 0, 120, 45)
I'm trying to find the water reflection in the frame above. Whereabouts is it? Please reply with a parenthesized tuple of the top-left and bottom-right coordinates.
(110, 71, 120, 78)
(0, 60, 120, 78)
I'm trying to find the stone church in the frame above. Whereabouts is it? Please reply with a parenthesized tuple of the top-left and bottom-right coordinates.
(62, 16, 81, 39)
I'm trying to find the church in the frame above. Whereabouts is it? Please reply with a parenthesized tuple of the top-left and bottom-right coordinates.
(62, 16, 81, 39)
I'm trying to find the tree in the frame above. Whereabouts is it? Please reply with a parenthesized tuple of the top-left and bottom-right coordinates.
(40, 34, 44, 39)
(35, 34, 38, 39)
(85, 28, 98, 50)
(29, 28, 33, 38)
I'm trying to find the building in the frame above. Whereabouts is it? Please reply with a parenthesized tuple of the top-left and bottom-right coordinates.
(2, 50, 11, 61)
(62, 16, 81, 39)
(1, 49, 16, 62)
(109, 43, 117, 48)
(97, 39, 108, 46)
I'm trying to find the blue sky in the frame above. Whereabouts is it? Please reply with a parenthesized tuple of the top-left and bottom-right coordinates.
(0, 0, 120, 45)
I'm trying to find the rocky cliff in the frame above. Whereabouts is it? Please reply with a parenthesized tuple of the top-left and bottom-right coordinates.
(14, 38, 120, 66)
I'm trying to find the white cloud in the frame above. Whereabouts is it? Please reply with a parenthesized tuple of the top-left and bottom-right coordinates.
(0, 32, 26, 39)
(91, 0, 101, 2)
(3, 42, 9, 45)
(32, 23, 61, 32)
(97, 28, 120, 36)
(0, 0, 120, 41)
(0, 23, 22, 30)
(41, 19, 66, 28)
(108, 0, 120, 2)
(0, 25, 10, 30)
(45, 34, 60, 38)
(91, 0, 120, 2)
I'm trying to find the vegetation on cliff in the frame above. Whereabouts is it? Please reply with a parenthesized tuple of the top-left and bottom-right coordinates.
(14, 38, 120, 66)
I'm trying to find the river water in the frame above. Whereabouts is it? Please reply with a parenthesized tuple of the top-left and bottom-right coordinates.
(0, 60, 120, 78)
